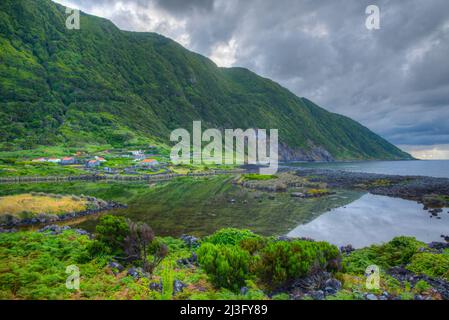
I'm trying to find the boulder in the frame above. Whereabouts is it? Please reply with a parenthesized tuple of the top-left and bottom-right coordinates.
(366, 294, 378, 300)
(173, 280, 187, 295)
(340, 244, 355, 255)
(127, 267, 145, 279)
(310, 290, 325, 300)
(180, 235, 200, 248)
(108, 261, 124, 274)
(291, 192, 305, 198)
(324, 278, 342, 294)
(149, 281, 162, 292)
(240, 287, 249, 295)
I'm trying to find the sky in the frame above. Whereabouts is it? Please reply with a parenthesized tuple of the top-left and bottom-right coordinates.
(53, 0, 449, 159)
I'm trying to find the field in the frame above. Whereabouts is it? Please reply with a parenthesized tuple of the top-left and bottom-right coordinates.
(0, 194, 88, 217)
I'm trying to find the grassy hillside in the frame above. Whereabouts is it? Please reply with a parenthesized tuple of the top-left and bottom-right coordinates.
(0, 0, 412, 160)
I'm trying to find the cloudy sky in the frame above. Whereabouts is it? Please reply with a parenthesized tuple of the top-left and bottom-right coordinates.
(53, 0, 449, 159)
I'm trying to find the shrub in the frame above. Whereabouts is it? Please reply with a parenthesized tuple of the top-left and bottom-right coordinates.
(93, 215, 130, 255)
(407, 253, 449, 281)
(160, 261, 175, 300)
(343, 237, 426, 274)
(414, 280, 431, 293)
(204, 228, 260, 246)
(197, 243, 251, 291)
(376, 237, 425, 267)
(254, 240, 340, 288)
(342, 248, 378, 274)
(240, 237, 268, 255)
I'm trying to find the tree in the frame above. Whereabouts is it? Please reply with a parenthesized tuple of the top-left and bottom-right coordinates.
(124, 221, 168, 274)
(94, 215, 130, 255)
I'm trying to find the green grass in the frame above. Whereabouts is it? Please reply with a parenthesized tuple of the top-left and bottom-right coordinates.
(0, 162, 85, 177)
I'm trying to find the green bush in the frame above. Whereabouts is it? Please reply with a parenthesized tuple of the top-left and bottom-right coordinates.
(254, 240, 340, 288)
(407, 253, 449, 281)
(414, 280, 431, 293)
(240, 237, 268, 255)
(204, 228, 260, 246)
(377, 237, 425, 267)
(92, 215, 130, 255)
(343, 237, 426, 274)
(197, 243, 251, 291)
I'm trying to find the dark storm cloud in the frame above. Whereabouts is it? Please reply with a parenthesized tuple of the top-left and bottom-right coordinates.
(54, 0, 449, 151)
(153, 0, 214, 14)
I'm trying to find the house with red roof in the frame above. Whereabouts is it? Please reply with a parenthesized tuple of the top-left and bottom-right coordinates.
(61, 157, 76, 165)
(86, 160, 101, 168)
(138, 158, 159, 168)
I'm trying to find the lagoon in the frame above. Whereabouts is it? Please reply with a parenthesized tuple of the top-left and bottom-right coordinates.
(287, 193, 449, 248)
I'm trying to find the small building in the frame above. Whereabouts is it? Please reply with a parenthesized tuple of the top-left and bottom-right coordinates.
(47, 158, 61, 164)
(86, 160, 101, 168)
(103, 167, 115, 174)
(130, 150, 145, 160)
(61, 157, 76, 165)
(138, 158, 159, 168)
(95, 156, 107, 162)
(32, 158, 47, 163)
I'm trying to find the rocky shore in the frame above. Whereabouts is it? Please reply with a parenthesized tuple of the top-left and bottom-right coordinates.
(294, 168, 449, 208)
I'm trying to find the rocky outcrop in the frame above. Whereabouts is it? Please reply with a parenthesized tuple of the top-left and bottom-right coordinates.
(286, 271, 342, 300)
(295, 168, 449, 207)
(38, 225, 93, 238)
(279, 143, 335, 162)
(388, 266, 449, 300)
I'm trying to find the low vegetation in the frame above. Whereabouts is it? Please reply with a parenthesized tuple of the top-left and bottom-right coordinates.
(242, 174, 278, 181)
(1, 221, 448, 300)
(0, 162, 85, 177)
(0, 193, 88, 217)
(343, 237, 427, 274)
(407, 252, 449, 281)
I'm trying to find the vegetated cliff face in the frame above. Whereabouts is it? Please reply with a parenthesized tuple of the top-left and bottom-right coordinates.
(0, 0, 412, 161)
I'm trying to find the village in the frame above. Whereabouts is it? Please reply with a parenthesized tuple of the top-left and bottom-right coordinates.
(29, 147, 168, 176)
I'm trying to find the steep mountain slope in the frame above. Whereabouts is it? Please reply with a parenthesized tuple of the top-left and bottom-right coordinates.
(0, 0, 412, 160)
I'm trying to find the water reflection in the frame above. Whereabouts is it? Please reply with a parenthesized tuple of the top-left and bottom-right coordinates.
(287, 194, 449, 248)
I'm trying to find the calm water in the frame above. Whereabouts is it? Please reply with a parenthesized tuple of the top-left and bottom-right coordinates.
(286, 160, 449, 178)
(288, 194, 449, 248)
